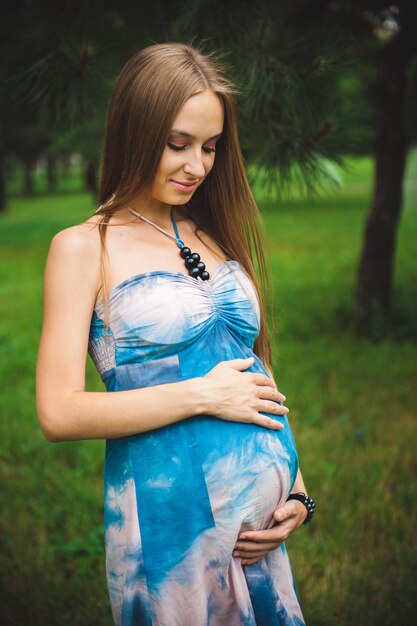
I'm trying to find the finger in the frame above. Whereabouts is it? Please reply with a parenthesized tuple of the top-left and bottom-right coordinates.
(234, 541, 274, 554)
(238, 529, 280, 543)
(250, 372, 276, 387)
(260, 388, 287, 403)
(225, 357, 254, 371)
(259, 401, 289, 416)
(274, 500, 303, 523)
(233, 550, 268, 561)
(240, 545, 282, 565)
(234, 541, 279, 555)
(242, 557, 263, 565)
(245, 373, 287, 403)
(274, 506, 294, 523)
(252, 414, 284, 431)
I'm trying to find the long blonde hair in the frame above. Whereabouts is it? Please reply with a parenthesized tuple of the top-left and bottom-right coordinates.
(95, 42, 273, 370)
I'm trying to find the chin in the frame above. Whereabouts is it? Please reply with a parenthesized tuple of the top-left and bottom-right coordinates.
(171, 198, 192, 205)
(168, 192, 197, 205)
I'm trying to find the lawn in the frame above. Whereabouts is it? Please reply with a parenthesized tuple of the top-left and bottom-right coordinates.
(0, 154, 416, 625)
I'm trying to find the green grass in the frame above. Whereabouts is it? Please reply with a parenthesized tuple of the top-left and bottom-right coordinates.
(1, 154, 416, 625)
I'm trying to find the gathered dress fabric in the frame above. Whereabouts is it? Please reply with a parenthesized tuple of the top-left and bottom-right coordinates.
(88, 260, 305, 626)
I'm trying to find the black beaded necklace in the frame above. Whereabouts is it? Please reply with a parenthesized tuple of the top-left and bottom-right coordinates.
(127, 207, 210, 281)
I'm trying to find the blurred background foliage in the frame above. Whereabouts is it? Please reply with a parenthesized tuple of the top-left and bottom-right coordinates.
(0, 1, 416, 625)
(2, 0, 417, 328)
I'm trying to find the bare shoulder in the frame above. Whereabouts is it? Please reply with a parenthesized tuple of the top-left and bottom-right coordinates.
(50, 216, 100, 256)
(46, 216, 102, 294)
(50, 218, 100, 264)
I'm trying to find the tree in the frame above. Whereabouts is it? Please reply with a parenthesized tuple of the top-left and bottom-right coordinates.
(175, 0, 417, 333)
(3, 103, 53, 196)
(1, 0, 181, 205)
(175, 0, 357, 191)
(3, 0, 416, 332)
(352, 1, 417, 331)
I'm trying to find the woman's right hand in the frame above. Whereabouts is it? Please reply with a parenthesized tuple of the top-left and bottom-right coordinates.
(203, 357, 288, 430)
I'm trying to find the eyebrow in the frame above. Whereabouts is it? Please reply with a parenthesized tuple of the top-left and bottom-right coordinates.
(169, 129, 223, 141)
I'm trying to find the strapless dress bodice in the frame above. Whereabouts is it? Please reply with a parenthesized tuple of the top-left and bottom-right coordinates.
(88, 260, 260, 378)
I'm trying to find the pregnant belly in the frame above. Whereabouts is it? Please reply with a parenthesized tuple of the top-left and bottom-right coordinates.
(197, 418, 298, 535)
(103, 414, 298, 597)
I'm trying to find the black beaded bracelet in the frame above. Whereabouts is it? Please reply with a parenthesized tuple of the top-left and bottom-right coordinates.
(286, 492, 316, 524)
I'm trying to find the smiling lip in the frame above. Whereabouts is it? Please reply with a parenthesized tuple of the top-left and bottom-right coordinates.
(170, 180, 198, 192)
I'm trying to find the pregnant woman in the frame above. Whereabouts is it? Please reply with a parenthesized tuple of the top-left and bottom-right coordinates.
(36, 43, 315, 626)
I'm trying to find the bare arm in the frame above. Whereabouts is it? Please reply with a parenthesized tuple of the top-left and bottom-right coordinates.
(289, 468, 307, 498)
(36, 227, 288, 442)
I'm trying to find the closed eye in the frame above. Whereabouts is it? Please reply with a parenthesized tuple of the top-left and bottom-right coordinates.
(168, 142, 186, 152)
(167, 142, 216, 154)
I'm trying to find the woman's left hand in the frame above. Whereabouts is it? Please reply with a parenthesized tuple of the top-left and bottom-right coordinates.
(233, 499, 307, 565)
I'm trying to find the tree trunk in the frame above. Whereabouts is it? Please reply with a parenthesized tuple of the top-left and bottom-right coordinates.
(46, 156, 57, 192)
(84, 160, 98, 195)
(0, 127, 5, 212)
(354, 31, 411, 332)
(22, 156, 35, 196)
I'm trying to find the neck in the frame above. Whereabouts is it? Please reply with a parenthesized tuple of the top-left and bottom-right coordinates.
(128, 206, 172, 222)
(127, 206, 184, 249)
(128, 203, 171, 224)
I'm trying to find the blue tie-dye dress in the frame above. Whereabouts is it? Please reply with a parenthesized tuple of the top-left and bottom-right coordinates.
(88, 259, 305, 626)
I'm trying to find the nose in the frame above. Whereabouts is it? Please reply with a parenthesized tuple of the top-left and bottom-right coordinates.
(183, 150, 206, 179)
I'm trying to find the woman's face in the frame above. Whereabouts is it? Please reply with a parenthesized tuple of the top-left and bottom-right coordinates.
(150, 89, 224, 208)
